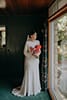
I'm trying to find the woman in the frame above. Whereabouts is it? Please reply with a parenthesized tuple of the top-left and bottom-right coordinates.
(12, 32, 41, 97)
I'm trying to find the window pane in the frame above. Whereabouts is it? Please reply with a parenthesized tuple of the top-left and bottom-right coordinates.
(54, 13, 67, 99)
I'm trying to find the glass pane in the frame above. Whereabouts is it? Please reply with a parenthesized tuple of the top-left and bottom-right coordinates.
(0, 26, 6, 48)
(54, 13, 67, 99)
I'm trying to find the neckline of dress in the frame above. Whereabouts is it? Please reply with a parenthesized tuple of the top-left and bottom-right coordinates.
(28, 40, 36, 42)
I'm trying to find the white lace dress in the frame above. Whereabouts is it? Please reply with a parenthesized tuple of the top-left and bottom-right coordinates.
(12, 40, 41, 97)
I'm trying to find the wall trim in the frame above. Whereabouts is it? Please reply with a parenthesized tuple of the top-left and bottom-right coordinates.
(48, 4, 67, 22)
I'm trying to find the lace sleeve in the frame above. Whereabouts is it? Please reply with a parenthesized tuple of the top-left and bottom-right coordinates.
(24, 41, 32, 58)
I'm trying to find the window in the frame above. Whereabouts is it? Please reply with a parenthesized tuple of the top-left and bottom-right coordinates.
(48, 5, 67, 100)
(0, 26, 6, 48)
(0, 0, 6, 8)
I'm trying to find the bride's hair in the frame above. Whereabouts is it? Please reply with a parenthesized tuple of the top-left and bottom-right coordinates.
(29, 31, 37, 38)
(26, 30, 37, 40)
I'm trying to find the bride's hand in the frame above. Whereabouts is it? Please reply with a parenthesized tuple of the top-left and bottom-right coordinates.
(32, 53, 40, 58)
(33, 50, 41, 56)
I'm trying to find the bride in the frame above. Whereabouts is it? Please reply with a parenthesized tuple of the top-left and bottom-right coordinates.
(12, 32, 41, 97)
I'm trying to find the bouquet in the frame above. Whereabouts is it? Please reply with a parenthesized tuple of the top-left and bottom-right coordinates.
(30, 45, 42, 55)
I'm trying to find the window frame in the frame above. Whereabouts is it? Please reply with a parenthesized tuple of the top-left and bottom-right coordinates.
(48, 4, 67, 100)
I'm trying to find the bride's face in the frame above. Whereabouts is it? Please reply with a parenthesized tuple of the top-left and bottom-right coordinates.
(31, 32, 37, 40)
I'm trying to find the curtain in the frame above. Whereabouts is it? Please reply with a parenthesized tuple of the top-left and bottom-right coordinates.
(41, 23, 48, 91)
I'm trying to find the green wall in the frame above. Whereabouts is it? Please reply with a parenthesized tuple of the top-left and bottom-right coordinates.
(0, 11, 48, 85)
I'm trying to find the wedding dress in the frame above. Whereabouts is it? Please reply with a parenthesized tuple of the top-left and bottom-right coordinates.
(12, 40, 41, 97)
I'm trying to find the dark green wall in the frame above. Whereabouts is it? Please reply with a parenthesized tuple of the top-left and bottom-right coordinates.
(0, 10, 48, 85)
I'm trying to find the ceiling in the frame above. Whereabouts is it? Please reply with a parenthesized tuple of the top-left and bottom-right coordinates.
(0, 0, 54, 14)
(5, 0, 53, 9)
